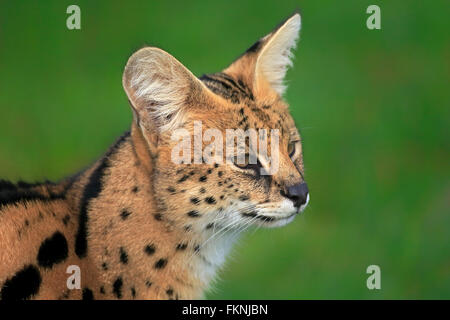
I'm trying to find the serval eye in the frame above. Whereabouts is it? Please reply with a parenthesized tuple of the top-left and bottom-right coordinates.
(288, 142, 296, 158)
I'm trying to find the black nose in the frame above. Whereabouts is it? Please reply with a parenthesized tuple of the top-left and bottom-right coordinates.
(286, 182, 309, 209)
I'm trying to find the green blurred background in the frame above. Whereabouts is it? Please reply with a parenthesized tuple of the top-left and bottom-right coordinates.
(0, 1, 448, 299)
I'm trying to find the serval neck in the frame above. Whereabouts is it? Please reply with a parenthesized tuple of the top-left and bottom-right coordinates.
(63, 128, 237, 299)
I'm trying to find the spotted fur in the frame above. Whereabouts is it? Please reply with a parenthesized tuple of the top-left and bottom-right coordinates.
(0, 13, 308, 300)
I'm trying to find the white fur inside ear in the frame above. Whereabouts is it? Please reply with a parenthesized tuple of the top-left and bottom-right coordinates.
(256, 14, 301, 95)
(125, 48, 192, 132)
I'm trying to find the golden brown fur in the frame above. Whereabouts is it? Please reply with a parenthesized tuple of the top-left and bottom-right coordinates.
(0, 13, 308, 300)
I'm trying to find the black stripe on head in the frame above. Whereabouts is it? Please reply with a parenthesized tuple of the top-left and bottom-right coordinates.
(75, 132, 130, 258)
(200, 74, 232, 90)
(200, 73, 254, 103)
(200, 74, 241, 104)
(216, 73, 253, 99)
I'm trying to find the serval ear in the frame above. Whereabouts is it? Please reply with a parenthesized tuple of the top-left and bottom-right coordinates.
(225, 13, 301, 97)
(123, 47, 212, 134)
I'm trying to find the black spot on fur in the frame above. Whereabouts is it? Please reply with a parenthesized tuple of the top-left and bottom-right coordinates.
(184, 225, 192, 232)
(154, 258, 167, 269)
(166, 288, 174, 297)
(0, 265, 41, 300)
(200, 188, 206, 194)
(167, 186, 176, 193)
(37, 231, 68, 268)
(113, 277, 123, 299)
(82, 288, 94, 300)
(132, 186, 139, 193)
(75, 132, 130, 258)
(62, 214, 70, 225)
(144, 244, 156, 256)
(100, 286, 105, 294)
(239, 195, 250, 201)
(194, 245, 200, 253)
(145, 280, 152, 287)
(153, 213, 163, 221)
(178, 175, 190, 183)
(131, 287, 136, 298)
(199, 176, 207, 182)
(187, 210, 200, 217)
(218, 171, 224, 177)
(102, 262, 108, 271)
(190, 197, 200, 205)
(119, 247, 128, 264)
(120, 209, 131, 220)
(176, 243, 188, 251)
(205, 197, 216, 204)
(206, 223, 214, 229)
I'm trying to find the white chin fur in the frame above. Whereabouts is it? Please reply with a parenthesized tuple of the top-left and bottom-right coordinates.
(299, 193, 310, 213)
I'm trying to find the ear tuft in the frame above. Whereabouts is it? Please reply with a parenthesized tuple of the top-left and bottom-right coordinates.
(256, 13, 301, 95)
